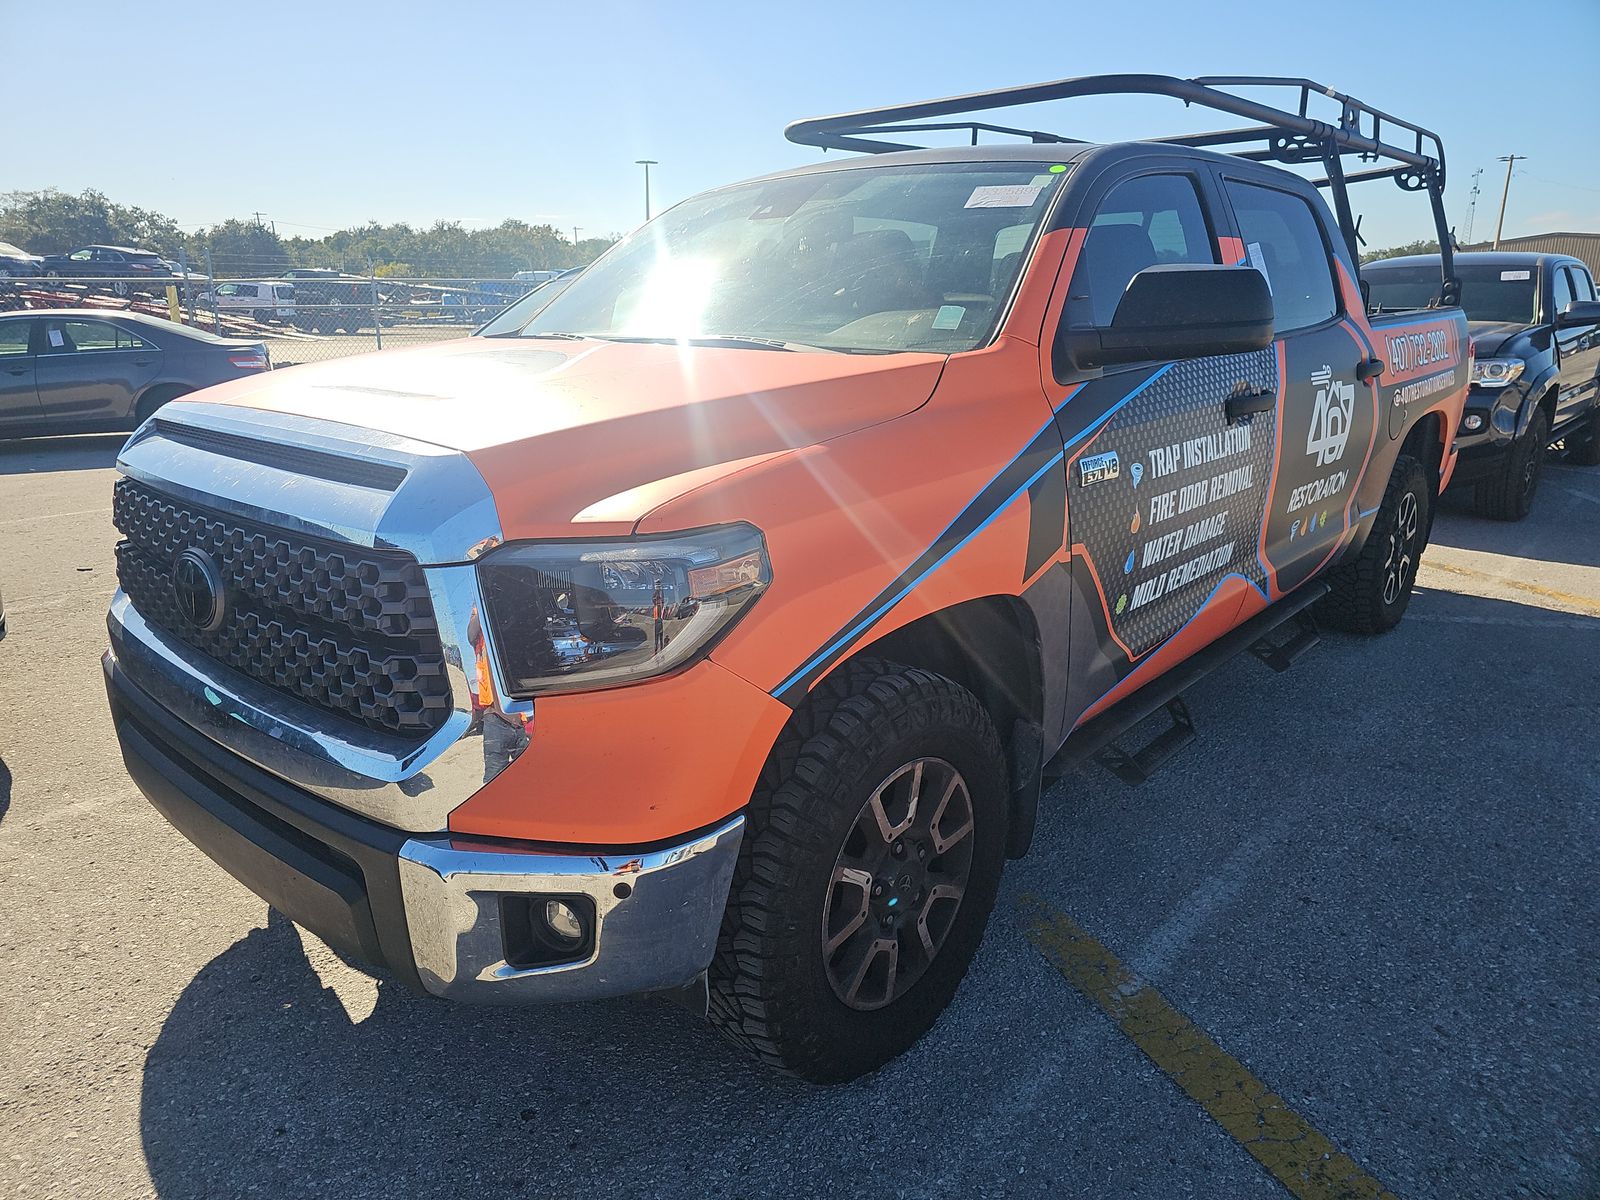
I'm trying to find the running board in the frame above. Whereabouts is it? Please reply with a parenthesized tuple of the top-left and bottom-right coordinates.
(1045, 582, 1329, 785)
(1249, 608, 1322, 672)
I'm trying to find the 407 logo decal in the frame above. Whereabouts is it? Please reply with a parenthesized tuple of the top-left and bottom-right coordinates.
(1306, 366, 1354, 467)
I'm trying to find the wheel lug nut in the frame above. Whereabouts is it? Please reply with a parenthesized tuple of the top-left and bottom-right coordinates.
(872, 884, 883, 896)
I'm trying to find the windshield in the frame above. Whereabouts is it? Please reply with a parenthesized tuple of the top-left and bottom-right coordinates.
(489, 162, 1067, 353)
(1364, 262, 1536, 324)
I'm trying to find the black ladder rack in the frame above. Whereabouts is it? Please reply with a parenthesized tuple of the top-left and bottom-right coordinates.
(786, 74, 1457, 303)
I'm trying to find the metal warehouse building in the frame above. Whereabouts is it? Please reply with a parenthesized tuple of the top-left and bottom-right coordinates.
(1462, 232, 1600, 274)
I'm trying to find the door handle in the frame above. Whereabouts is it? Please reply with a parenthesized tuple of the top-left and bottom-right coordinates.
(1225, 387, 1275, 423)
(4, 367, 28, 376)
(132, 358, 157, 366)
(1356, 357, 1385, 383)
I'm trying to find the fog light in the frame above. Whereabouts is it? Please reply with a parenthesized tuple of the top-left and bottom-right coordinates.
(1463, 413, 1485, 431)
(544, 899, 585, 943)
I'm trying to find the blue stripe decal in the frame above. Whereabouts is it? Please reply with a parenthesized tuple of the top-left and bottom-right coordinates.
(1059, 364, 1174, 451)
(772, 366, 1168, 700)
(774, 447, 1066, 696)
(1074, 571, 1260, 725)
(1356, 504, 1380, 519)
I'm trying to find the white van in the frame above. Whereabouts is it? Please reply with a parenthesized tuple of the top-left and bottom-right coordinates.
(200, 281, 297, 323)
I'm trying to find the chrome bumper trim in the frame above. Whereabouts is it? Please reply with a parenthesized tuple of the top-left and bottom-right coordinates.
(108, 402, 532, 831)
(107, 566, 528, 833)
(397, 817, 744, 1002)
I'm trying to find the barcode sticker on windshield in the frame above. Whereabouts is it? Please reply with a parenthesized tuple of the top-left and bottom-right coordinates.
(1501, 270, 1531, 280)
(965, 184, 1045, 209)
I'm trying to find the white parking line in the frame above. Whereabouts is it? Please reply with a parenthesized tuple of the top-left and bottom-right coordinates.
(0, 507, 110, 530)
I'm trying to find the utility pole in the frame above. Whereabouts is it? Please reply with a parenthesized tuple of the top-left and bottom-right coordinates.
(572, 226, 581, 246)
(635, 160, 658, 222)
(1492, 156, 1527, 249)
(1463, 168, 1483, 245)
(252, 211, 267, 231)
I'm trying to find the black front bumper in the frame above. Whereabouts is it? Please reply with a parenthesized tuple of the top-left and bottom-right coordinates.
(105, 654, 426, 991)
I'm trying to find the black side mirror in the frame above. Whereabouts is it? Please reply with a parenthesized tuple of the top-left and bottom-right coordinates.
(1557, 299, 1600, 328)
(1060, 264, 1275, 372)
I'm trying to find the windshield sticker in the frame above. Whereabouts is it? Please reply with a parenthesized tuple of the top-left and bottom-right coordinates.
(1048, 164, 1068, 173)
(931, 304, 965, 331)
(1029, 174, 1058, 188)
(964, 184, 1046, 209)
(1500, 269, 1531, 281)
(48, 328, 64, 348)
(1246, 242, 1273, 292)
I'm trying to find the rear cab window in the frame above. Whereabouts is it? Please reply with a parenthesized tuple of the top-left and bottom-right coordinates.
(1363, 262, 1536, 324)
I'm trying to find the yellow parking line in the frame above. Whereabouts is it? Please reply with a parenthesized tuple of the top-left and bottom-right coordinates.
(1022, 897, 1398, 1200)
(1420, 560, 1600, 617)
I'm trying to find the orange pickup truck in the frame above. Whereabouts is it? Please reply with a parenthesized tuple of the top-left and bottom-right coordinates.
(105, 76, 1469, 1081)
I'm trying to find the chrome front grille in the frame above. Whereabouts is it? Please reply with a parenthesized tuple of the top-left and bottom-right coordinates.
(112, 477, 453, 738)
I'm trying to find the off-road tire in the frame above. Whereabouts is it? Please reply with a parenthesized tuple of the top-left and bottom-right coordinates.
(1317, 455, 1431, 635)
(708, 658, 1008, 1083)
(1474, 404, 1548, 520)
(1565, 408, 1600, 467)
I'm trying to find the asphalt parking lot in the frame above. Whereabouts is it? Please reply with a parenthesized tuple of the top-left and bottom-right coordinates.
(0, 437, 1596, 1200)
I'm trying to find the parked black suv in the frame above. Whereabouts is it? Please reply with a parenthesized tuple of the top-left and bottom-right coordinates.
(1364, 251, 1600, 519)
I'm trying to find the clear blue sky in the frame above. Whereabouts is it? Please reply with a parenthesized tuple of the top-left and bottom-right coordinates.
(8, 0, 1598, 249)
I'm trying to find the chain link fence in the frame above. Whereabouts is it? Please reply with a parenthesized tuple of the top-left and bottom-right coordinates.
(0, 269, 552, 366)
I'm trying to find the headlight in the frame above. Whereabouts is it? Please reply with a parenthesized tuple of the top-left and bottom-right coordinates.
(477, 523, 770, 697)
(1471, 358, 1525, 388)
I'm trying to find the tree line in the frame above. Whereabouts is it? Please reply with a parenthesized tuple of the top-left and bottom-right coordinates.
(0, 188, 620, 278)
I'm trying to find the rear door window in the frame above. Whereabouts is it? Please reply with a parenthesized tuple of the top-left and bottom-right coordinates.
(1570, 266, 1596, 303)
(1224, 181, 1339, 333)
(40, 320, 142, 353)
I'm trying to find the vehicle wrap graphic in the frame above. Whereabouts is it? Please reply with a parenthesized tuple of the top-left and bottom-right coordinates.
(1376, 314, 1467, 440)
(1257, 324, 1373, 597)
(1061, 347, 1277, 656)
(771, 411, 1069, 706)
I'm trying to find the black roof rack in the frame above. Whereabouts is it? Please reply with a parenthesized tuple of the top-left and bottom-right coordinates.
(787, 74, 1457, 304)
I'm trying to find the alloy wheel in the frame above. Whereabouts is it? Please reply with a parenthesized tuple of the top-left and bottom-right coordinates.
(821, 757, 975, 1011)
(1382, 490, 1420, 606)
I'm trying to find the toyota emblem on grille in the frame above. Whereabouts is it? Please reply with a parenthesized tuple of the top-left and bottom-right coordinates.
(172, 548, 226, 632)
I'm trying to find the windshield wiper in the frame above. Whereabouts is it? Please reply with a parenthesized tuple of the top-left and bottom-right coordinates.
(484, 329, 586, 340)
(591, 334, 841, 353)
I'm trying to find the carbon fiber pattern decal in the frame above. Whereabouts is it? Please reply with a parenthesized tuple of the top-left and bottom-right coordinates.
(1065, 348, 1277, 656)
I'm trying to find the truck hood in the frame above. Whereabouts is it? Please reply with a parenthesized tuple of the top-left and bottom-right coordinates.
(1467, 320, 1528, 359)
(191, 335, 947, 539)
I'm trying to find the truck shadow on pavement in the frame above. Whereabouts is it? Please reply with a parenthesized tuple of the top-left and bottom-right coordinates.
(0, 433, 125, 475)
(135, 585, 1600, 1200)
(1434, 461, 1600, 569)
(0, 756, 10, 825)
